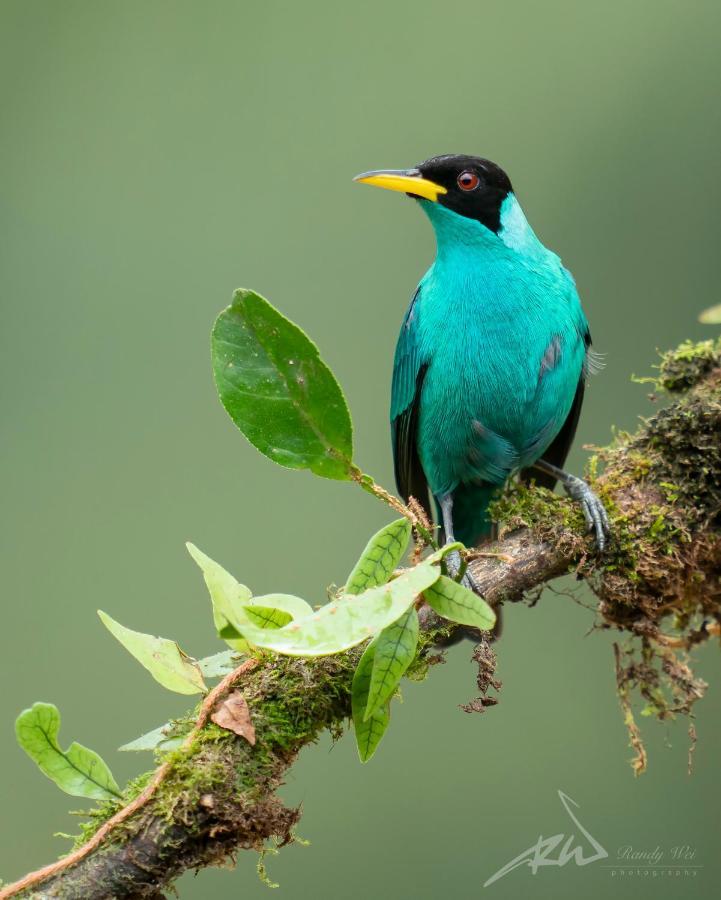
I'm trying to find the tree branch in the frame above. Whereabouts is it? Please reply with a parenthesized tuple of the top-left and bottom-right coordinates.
(3, 338, 720, 899)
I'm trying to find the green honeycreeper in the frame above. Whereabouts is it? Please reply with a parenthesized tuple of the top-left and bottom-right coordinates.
(354, 155, 609, 591)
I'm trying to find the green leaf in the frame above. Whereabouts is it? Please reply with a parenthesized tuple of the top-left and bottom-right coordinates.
(186, 542, 252, 652)
(212, 288, 353, 480)
(352, 641, 390, 762)
(98, 611, 207, 695)
(248, 593, 314, 620)
(16, 702, 120, 799)
(225, 597, 313, 635)
(423, 575, 496, 630)
(365, 607, 419, 720)
(699, 303, 721, 324)
(425, 542, 464, 565)
(227, 561, 439, 657)
(197, 649, 243, 678)
(218, 621, 246, 642)
(118, 722, 187, 753)
(244, 606, 293, 628)
(187, 543, 315, 648)
(346, 518, 412, 594)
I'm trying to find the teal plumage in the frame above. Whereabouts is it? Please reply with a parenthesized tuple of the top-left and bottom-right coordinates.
(390, 172, 589, 545)
(356, 155, 607, 556)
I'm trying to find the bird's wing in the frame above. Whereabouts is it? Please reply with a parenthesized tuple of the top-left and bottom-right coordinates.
(391, 287, 432, 519)
(525, 376, 585, 490)
(521, 327, 591, 491)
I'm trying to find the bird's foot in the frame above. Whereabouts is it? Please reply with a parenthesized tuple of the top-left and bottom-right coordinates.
(562, 475, 611, 552)
(445, 549, 482, 595)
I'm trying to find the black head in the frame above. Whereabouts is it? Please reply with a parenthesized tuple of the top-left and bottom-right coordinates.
(415, 155, 513, 233)
(354, 154, 513, 234)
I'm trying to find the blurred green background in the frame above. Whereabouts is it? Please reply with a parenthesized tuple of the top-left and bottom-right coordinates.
(1, 1, 720, 898)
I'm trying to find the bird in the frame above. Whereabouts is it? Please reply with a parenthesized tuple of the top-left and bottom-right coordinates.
(354, 155, 609, 590)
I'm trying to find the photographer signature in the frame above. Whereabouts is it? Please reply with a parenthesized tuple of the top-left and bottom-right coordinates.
(484, 790, 608, 887)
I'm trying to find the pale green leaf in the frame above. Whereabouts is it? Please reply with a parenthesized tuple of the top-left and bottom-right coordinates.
(346, 518, 412, 594)
(212, 288, 354, 480)
(197, 649, 243, 678)
(423, 575, 496, 629)
(118, 722, 187, 753)
(365, 607, 419, 720)
(16, 702, 120, 799)
(699, 303, 721, 324)
(187, 544, 314, 651)
(186, 542, 252, 651)
(352, 641, 390, 763)
(98, 611, 207, 695)
(227, 562, 439, 657)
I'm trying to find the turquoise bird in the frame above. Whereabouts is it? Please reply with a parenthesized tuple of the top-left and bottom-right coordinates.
(354, 155, 609, 588)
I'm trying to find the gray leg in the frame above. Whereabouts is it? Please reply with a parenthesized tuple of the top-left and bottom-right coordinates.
(533, 459, 611, 551)
(437, 493, 482, 594)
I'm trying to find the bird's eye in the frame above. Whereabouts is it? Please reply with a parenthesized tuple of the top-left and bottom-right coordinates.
(457, 170, 480, 191)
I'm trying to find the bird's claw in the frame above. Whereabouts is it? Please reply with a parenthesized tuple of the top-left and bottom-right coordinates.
(445, 549, 482, 595)
(563, 475, 611, 552)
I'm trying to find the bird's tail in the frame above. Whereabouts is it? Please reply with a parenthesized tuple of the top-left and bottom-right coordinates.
(446, 482, 499, 548)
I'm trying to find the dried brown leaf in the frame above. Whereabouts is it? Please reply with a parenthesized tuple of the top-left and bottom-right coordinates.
(210, 691, 256, 745)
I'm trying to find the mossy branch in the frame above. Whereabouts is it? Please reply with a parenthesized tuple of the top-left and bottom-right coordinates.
(2, 339, 720, 900)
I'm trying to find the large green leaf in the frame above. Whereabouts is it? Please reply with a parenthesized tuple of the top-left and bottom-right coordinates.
(98, 611, 207, 695)
(225, 562, 439, 657)
(351, 640, 390, 763)
(16, 702, 120, 800)
(423, 575, 496, 630)
(212, 288, 353, 480)
(365, 606, 419, 720)
(186, 542, 252, 651)
(346, 518, 412, 594)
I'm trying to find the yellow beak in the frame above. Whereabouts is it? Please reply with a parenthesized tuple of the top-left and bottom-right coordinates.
(353, 168, 447, 203)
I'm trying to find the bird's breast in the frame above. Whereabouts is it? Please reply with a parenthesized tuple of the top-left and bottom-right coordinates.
(414, 255, 585, 492)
